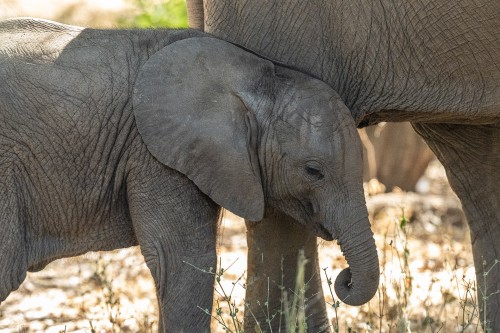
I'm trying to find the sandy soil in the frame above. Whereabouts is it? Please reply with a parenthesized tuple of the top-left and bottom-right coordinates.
(0, 161, 480, 333)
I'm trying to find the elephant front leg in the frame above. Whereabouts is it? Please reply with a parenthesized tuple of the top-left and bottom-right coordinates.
(245, 208, 329, 333)
(140, 243, 217, 333)
(127, 170, 219, 333)
(414, 122, 500, 332)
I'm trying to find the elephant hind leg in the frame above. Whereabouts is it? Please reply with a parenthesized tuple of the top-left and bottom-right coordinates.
(414, 122, 500, 331)
(0, 174, 28, 303)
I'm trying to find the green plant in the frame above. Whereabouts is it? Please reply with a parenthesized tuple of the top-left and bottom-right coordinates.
(323, 268, 340, 333)
(88, 319, 96, 333)
(479, 259, 500, 333)
(457, 275, 478, 333)
(282, 250, 308, 333)
(187, 258, 245, 333)
(120, 0, 188, 28)
(193, 251, 318, 333)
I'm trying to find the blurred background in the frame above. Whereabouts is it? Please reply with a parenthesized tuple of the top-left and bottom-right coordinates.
(0, 2, 479, 332)
(0, 0, 188, 28)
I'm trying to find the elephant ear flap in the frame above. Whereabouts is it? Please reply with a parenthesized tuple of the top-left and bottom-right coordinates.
(133, 37, 269, 221)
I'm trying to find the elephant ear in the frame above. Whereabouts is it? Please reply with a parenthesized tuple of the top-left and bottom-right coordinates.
(133, 37, 274, 221)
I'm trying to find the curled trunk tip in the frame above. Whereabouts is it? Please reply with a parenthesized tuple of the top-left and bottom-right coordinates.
(334, 266, 379, 306)
(334, 219, 380, 306)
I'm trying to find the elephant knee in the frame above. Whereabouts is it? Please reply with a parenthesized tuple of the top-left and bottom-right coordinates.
(141, 244, 168, 294)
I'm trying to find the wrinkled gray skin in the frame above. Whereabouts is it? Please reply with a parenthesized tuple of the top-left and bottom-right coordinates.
(187, 0, 500, 332)
(0, 18, 376, 333)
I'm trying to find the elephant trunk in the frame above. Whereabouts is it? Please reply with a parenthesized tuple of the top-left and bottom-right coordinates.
(333, 213, 379, 306)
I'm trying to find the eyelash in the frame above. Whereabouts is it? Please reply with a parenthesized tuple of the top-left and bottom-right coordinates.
(305, 165, 324, 180)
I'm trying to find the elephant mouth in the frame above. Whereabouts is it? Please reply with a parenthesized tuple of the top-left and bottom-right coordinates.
(314, 223, 334, 241)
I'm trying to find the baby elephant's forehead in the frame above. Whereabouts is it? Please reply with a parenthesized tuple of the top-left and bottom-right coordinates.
(284, 84, 346, 129)
(279, 106, 343, 152)
(274, 79, 355, 157)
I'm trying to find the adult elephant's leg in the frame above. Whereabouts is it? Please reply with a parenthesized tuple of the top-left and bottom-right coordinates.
(186, 0, 204, 30)
(414, 122, 500, 331)
(245, 208, 330, 333)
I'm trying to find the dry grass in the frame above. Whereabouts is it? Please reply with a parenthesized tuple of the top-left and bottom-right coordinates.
(0, 161, 485, 333)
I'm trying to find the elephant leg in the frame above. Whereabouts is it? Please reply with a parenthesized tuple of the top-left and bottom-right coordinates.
(127, 168, 219, 333)
(414, 122, 500, 332)
(186, 0, 204, 30)
(0, 173, 27, 303)
(245, 208, 329, 333)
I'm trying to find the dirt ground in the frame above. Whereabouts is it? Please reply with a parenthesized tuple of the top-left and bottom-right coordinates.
(0, 2, 482, 332)
(0, 161, 480, 333)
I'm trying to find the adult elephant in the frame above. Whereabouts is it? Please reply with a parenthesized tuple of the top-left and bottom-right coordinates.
(187, 0, 500, 332)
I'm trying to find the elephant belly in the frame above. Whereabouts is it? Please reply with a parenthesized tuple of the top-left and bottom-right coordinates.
(26, 218, 138, 273)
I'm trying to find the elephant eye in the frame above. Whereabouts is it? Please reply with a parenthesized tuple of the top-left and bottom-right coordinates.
(305, 165, 324, 180)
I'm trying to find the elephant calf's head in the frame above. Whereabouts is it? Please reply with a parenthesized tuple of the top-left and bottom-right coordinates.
(133, 37, 379, 307)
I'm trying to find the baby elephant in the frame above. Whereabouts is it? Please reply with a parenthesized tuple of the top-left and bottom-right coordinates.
(0, 18, 378, 332)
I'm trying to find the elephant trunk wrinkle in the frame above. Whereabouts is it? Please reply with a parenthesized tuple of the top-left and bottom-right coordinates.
(333, 213, 379, 306)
